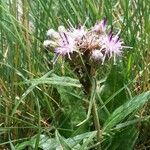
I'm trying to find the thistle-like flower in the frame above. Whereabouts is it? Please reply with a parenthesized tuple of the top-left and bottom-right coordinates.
(70, 26, 87, 41)
(101, 31, 124, 64)
(54, 32, 76, 59)
(43, 18, 130, 65)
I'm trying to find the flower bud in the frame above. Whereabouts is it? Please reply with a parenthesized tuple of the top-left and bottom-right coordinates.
(43, 40, 57, 49)
(46, 29, 59, 39)
(91, 49, 103, 60)
(58, 26, 66, 32)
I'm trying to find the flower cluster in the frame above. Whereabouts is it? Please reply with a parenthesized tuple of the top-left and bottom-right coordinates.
(43, 18, 129, 65)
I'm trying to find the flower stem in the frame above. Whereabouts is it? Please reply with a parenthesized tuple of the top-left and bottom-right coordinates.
(92, 100, 101, 149)
(91, 78, 102, 149)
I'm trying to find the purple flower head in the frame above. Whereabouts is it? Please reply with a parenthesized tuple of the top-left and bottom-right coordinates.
(55, 32, 75, 59)
(102, 31, 124, 64)
(44, 18, 132, 65)
(70, 25, 87, 41)
(106, 32, 123, 55)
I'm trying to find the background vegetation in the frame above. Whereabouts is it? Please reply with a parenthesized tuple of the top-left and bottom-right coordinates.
(0, 0, 150, 149)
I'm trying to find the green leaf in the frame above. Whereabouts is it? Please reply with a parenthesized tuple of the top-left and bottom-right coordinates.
(66, 131, 97, 148)
(15, 135, 57, 150)
(15, 131, 97, 150)
(79, 131, 97, 150)
(107, 126, 139, 150)
(23, 74, 81, 88)
(103, 91, 150, 132)
(101, 65, 128, 113)
(15, 140, 34, 150)
(55, 130, 72, 150)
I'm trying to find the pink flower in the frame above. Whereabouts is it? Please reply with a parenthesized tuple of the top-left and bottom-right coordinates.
(106, 32, 123, 55)
(44, 18, 132, 65)
(70, 26, 87, 41)
(101, 31, 124, 64)
(54, 32, 75, 59)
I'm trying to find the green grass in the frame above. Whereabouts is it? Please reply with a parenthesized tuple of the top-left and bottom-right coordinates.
(0, 0, 150, 149)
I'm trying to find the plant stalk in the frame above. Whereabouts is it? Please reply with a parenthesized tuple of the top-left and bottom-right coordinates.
(90, 78, 102, 150)
(92, 88, 101, 149)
